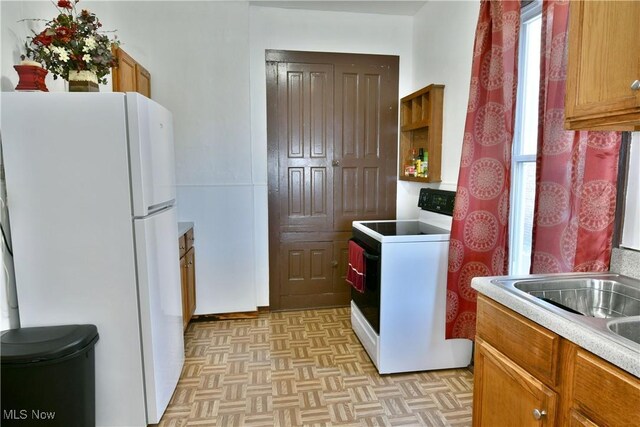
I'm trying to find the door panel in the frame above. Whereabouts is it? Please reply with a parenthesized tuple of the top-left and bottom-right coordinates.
(281, 241, 333, 295)
(278, 62, 334, 232)
(268, 51, 398, 310)
(334, 62, 397, 231)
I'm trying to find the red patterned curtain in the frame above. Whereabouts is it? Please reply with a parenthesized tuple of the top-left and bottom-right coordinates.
(446, 0, 521, 340)
(530, 1, 620, 274)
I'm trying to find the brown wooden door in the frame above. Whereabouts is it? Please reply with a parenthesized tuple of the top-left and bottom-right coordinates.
(267, 51, 398, 310)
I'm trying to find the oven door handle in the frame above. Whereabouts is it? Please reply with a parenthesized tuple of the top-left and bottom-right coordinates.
(363, 251, 379, 261)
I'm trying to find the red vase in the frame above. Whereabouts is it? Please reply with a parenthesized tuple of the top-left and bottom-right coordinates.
(14, 65, 49, 92)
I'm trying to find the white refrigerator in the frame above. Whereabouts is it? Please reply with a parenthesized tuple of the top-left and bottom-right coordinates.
(1, 92, 184, 426)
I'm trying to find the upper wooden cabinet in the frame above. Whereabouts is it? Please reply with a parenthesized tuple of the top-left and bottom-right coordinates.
(398, 84, 444, 183)
(112, 47, 151, 99)
(565, 0, 640, 130)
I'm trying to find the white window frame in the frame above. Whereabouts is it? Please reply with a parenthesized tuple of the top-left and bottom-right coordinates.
(509, 0, 542, 275)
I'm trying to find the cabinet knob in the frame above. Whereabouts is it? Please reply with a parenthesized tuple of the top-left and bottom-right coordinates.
(631, 80, 640, 91)
(532, 409, 547, 420)
(180, 246, 185, 250)
(332, 160, 340, 167)
(331, 260, 338, 267)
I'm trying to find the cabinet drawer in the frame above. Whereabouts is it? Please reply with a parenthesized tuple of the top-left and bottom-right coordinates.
(476, 295, 560, 386)
(568, 410, 598, 427)
(572, 349, 640, 427)
(185, 228, 194, 252)
(179, 234, 186, 258)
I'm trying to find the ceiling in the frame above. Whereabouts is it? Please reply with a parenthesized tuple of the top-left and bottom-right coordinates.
(249, 1, 429, 16)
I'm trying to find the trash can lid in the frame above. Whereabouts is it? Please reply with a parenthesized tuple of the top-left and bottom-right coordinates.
(1, 324, 99, 364)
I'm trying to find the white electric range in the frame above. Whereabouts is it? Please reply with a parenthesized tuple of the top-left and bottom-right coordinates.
(350, 189, 473, 374)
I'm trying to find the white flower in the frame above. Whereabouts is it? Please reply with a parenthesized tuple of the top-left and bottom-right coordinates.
(57, 49, 69, 63)
(42, 47, 50, 54)
(82, 54, 92, 63)
(51, 46, 69, 62)
(84, 37, 96, 50)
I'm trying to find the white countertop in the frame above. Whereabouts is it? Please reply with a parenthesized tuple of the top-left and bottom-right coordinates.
(178, 221, 193, 237)
(472, 274, 640, 378)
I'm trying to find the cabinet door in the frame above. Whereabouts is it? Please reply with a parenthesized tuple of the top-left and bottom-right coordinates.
(473, 338, 558, 427)
(180, 255, 189, 331)
(565, 0, 640, 129)
(135, 63, 151, 99)
(112, 48, 137, 93)
(185, 247, 196, 319)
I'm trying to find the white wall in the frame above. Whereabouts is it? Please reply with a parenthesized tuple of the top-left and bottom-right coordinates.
(409, 0, 480, 221)
(249, 5, 413, 305)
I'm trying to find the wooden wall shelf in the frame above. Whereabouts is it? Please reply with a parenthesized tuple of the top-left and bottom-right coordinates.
(399, 84, 444, 183)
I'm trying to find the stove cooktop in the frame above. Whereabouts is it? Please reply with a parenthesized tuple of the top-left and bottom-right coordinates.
(360, 220, 449, 236)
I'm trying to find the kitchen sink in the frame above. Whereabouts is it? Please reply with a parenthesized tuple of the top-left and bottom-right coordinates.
(491, 273, 640, 351)
(608, 318, 640, 346)
(513, 277, 640, 318)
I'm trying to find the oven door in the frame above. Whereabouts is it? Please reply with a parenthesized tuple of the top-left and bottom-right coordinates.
(350, 229, 381, 334)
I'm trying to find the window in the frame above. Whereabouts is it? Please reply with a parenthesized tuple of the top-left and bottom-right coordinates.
(509, 1, 542, 275)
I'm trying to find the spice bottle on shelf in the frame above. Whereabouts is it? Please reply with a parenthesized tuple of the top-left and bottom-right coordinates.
(416, 148, 424, 177)
(421, 150, 429, 177)
(405, 148, 417, 177)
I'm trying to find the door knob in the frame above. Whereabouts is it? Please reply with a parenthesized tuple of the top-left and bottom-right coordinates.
(332, 160, 340, 167)
(532, 409, 547, 420)
(631, 80, 640, 91)
(331, 260, 338, 267)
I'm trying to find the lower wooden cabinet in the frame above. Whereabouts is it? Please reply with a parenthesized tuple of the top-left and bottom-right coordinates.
(473, 338, 557, 426)
(184, 247, 196, 322)
(179, 226, 196, 331)
(474, 295, 640, 427)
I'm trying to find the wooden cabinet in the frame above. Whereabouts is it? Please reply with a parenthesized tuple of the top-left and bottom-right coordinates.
(565, 0, 640, 130)
(399, 84, 444, 182)
(179, 226, 196, 331)
(474, 338, 558, 427)
(475, 295, 640, 427)
(112, 47, 151, 98)
(571, 348, 640, 426)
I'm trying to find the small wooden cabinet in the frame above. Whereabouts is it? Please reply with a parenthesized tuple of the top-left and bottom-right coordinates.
(112, 47, 151, 99)
(474, 295, 640, 427)
(565, 0, 640, 130)
(179, 225, 196, 331)
(474, 338, 557, 427)
(398, 84, 444, 183)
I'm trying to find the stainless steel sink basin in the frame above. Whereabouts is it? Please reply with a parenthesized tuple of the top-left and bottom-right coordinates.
(608, 318, 640, 345)
(491, 273, 640, 351)
(513, 277, 640, 318)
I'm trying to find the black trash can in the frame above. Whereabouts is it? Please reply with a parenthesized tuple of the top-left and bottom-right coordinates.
(1, 324, 99, 427)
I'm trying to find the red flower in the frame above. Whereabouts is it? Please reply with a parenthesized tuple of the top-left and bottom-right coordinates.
(57, 0, 73, 9)
(55, 26, 74, 43)
(33, 31, 53, 46)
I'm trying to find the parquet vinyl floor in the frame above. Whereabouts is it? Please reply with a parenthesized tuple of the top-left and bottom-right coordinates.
(157, 307, 473, 427)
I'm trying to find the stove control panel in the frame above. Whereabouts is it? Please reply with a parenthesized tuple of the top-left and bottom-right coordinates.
(418, 188, 456, 216)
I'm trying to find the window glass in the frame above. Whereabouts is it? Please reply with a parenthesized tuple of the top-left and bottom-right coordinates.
(509, 2, 541, 275)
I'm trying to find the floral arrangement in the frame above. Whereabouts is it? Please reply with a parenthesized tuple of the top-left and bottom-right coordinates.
(21, 0, 119, 84)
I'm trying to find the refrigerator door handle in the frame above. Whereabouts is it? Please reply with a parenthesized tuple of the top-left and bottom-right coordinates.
(142, 200, 175, 217)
